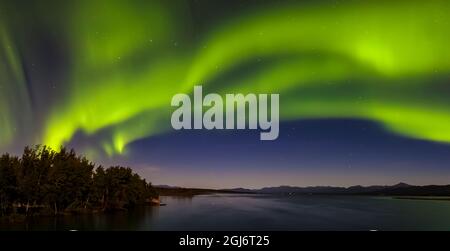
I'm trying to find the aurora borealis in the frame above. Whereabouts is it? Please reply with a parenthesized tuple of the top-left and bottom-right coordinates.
(1, 0, 450, 187)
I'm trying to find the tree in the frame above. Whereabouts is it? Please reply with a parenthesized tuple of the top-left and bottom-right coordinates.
(44, 148, 94, 214)
(17, 146, 39, 214)
(104, 166, 133, 209)
(92, 166, 107, 209)
(0, 145, 159, 216)
(0, 154, 19, 215)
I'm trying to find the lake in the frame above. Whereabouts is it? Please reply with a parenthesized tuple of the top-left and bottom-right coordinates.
(2, 194, 450, 231)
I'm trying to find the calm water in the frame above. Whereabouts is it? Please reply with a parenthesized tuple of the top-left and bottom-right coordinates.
(3, 194, 450, 231)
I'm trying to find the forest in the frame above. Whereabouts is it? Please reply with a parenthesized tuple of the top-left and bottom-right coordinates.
(0, 145, 158, 218)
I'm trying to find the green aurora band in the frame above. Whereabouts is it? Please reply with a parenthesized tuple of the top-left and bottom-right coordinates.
(0, 0, 449, 157)
(0, 23, 32, 147)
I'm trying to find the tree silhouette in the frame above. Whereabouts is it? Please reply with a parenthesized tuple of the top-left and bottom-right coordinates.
(0, 145, 158, 217)
(0, 154, 19, 216)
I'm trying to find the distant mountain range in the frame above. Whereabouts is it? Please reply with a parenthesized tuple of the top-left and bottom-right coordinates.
(224, 183, 450, 196)
(155, 183, 450, 196)
(154, 185, 181, 189)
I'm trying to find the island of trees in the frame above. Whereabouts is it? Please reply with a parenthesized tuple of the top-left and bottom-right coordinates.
(0, 145, 158, 219)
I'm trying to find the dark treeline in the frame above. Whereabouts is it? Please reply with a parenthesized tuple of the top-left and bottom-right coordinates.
(0, 145, 158, 217)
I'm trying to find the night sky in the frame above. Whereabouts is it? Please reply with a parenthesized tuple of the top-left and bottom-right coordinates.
(1, 0, 450, 188)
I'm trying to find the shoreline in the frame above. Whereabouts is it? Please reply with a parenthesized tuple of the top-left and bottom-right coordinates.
(392, 196, 450, 201)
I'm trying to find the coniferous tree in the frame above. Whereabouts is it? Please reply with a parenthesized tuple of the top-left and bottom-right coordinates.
(18, 146, 42, 214)
(0, 154, 19, 215)
(0, 145, 158, 217)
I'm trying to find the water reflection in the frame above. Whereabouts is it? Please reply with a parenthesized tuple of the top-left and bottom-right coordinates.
(2, 194, 450, 231)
